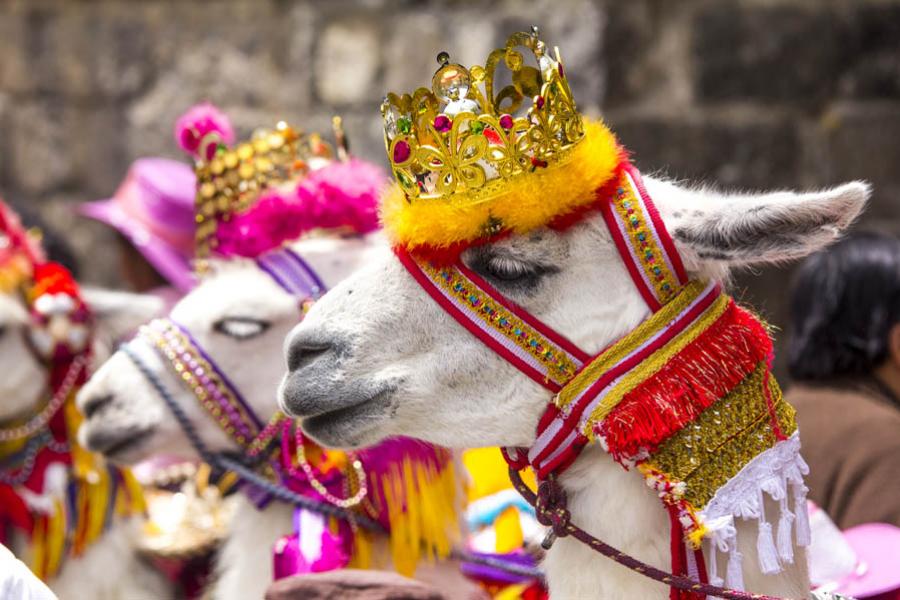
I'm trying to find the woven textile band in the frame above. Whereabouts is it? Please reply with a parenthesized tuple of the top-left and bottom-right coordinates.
(599, 164, 689, 311)
(397, 250, 589, 391)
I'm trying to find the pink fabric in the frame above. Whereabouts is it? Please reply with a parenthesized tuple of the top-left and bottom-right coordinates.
(214, 159, 386, 259)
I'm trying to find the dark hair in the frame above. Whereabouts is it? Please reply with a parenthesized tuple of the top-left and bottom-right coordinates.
(788, 232, 900, 381)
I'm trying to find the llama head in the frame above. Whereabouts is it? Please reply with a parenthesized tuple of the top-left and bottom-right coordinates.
(0, 286, 161, 422)
(279, 177, 868, 450)
(77, 234, 381, 465)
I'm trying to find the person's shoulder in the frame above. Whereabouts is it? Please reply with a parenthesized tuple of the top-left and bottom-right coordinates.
(788, 382, 900, 429)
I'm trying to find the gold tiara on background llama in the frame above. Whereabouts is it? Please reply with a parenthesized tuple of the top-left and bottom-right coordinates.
(176, 104, 341, 259)
(380, 27, 622, 256)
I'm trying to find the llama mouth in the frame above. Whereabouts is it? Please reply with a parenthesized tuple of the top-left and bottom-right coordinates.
(300, 388, 394, 447)
(85, 426, 155, 462)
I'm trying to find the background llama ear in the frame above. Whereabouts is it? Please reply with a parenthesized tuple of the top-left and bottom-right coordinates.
(82, 287, 164, 350)
(667, 181, 870, 266)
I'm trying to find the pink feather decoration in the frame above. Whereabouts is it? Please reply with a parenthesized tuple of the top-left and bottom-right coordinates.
(214, 158, 386, 258)
(174, 102, 236, 160)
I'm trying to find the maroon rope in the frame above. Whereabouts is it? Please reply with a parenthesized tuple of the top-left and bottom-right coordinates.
(507, 468, 795, 600)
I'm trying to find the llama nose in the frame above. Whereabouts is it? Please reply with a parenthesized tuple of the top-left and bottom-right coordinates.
(287, 339, 332, 373)
(80, 393, 113, 420)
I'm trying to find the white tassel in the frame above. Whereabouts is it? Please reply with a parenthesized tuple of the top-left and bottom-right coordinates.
(726, 548, 744, 590)
(794, 484, 811, 547)
(776, 496, 795, 564)
(756, 520, 781, 574)
(707, 539, 722, 587)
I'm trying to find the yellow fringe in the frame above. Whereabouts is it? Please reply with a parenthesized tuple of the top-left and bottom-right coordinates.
(381, 118, 621, 251)
(380, 458, 460, 577)
(31, 517, 47, 580)
(46, 499, 65, 577)
(22, 393, 146, 579)
(349, 527, 373, 570)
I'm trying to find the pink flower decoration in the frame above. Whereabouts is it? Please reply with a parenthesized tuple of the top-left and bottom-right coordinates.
(174, 102, 236, 160)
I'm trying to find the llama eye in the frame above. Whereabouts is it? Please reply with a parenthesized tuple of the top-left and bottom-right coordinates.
(484, 257, 536, 282)
(213, 317, 271, 340)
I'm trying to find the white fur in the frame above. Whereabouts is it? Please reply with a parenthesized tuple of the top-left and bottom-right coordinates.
(0, 286, 169, 599)
(78, 234, 481, 600)
(279, 176, 869, 598)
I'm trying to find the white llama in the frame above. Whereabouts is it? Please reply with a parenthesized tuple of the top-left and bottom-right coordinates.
(1, 283, 172, 600)
(77, 234, 481, 600)
(278, 177, 869, 599)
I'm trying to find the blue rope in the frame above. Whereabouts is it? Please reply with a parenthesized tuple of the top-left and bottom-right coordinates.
(122, 343, 385, 533)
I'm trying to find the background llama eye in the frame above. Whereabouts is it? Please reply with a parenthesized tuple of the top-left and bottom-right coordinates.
(213, 317, 271, 340)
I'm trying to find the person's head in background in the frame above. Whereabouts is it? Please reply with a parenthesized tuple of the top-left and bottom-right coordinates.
(80, 158, 196, 298)
(788, 231, 900, 398)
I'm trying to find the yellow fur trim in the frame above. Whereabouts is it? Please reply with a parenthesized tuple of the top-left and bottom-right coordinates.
(381, 118, 621, 251)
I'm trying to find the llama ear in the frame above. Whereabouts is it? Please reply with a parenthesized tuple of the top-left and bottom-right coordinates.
(666, 181, 870, 265)
(82, 287, 164, 344)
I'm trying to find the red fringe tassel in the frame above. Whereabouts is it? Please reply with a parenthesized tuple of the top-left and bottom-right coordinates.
(598, 300, 773, 462)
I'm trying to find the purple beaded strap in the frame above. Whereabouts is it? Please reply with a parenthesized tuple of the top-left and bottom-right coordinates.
(169, 318, 264, 432)
(141, 319, 261, 445)
(256, 247, 325, 299)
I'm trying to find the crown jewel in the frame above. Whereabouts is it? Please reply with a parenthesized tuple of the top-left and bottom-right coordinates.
(381, 27, 584, 204)
(191, 118, 340, 259)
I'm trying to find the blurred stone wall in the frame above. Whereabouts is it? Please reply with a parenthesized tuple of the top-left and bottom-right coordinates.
(1, 0, 899, 375)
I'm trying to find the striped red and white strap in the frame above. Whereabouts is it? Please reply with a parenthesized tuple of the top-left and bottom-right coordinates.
(599, 163, 688, 311)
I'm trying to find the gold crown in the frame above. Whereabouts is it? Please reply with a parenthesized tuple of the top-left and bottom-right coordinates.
(194, 118, 347, 259)
(381, 27, 584, 204)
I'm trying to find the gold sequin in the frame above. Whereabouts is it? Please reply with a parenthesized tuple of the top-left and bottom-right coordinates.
(648, 364, 796, 508)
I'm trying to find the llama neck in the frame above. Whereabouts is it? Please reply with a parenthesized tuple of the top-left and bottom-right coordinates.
(213, 495, 293, 600)
(543, 445, 673, 599)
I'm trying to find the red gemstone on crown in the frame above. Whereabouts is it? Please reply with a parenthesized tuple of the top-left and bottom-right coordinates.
(393, 140, 411, 163)
(433, 114, 452, 132)
(535, 96, 545, 109)
(499, 114, 514, 130)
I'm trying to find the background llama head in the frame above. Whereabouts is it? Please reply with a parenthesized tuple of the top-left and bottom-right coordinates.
(78, 102, 387, 464)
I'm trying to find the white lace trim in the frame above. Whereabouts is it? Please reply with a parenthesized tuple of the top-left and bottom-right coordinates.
(698, 431, 810, 589)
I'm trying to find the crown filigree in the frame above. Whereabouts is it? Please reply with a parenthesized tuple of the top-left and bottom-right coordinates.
(193, 120, 341, 259)
(381, 27, 584, 204)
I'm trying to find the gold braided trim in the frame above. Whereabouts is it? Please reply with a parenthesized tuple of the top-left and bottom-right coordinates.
(580, 292, 730, 438)
(648, 364, 797, 509)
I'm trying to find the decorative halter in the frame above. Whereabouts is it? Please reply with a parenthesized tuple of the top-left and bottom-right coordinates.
(0, 201, 144, 580)
(124, 107, 459, 580)
(383, 29, 810, 599)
